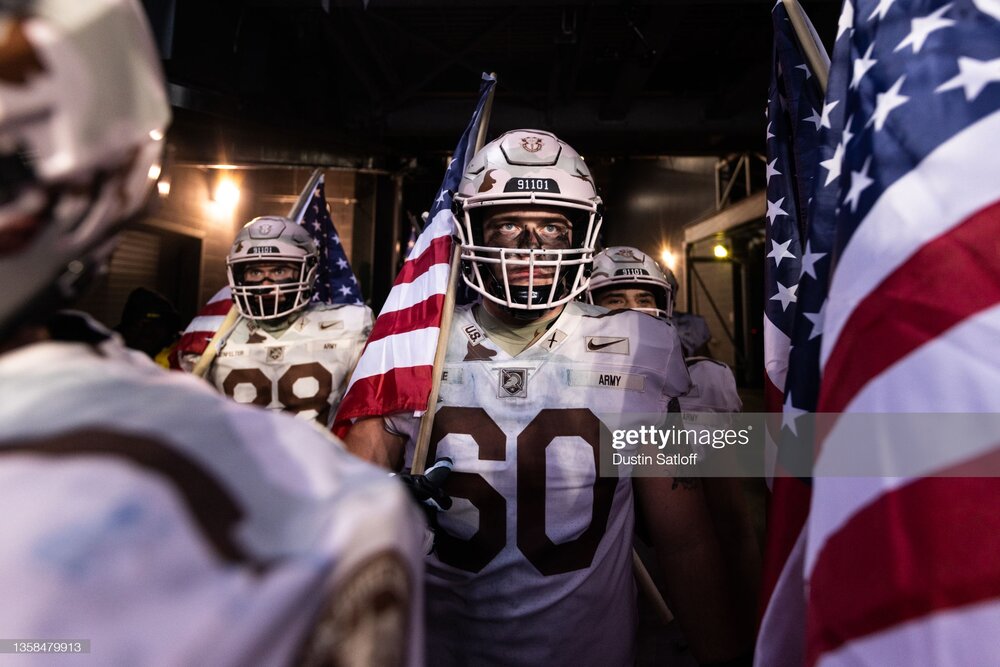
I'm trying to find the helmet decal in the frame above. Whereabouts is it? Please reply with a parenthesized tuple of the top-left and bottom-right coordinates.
(0, 20, 46, 85)
(479, 169, 497, 193)
(521, 136, 543, 153)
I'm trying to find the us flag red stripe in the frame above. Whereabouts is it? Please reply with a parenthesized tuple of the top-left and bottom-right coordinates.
(796, 1, 1000, 665)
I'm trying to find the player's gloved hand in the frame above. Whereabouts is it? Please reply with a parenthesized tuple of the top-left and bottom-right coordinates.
(396, 457, 454, 511)
(393, 457, 454, 554)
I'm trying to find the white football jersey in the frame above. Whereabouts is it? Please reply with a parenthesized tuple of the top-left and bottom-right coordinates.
(387, 301, 690, 666)
(0, 338, 423, 667)
(195, 303, 372, 428)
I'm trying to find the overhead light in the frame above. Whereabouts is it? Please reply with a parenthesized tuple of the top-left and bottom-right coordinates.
(660, 248, 677, 271)
(713, 244, 729, 259)
(213, 177, 240, 209)
(157, 176, 171, 197)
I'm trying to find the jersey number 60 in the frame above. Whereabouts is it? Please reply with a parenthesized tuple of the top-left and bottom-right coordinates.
(428, 406, 617, 576)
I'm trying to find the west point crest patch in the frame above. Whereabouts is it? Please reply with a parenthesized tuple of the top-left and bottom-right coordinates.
(498, 368, 528, 398)
(266, 346, 285, 362)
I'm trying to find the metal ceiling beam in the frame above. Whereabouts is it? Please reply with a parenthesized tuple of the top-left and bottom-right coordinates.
(599, 5, 675, 121)
(365, 10, 540, 108)
(349, 11, 402, 91)
(383, 7, 523, 111)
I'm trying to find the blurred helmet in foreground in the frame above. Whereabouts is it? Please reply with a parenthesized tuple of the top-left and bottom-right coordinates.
(0, 0, 170, 336)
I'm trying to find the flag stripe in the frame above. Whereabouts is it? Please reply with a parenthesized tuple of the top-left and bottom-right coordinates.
(346, 326, 441, 384)
(819, 200, 1000, 414)
(763, 314, 792, 394)
(380, 263, 452, 316)
(184, 314, 227, 334)
(394, 230, 452, 287)
(333, 365, 436, 430)
(409, 211, 455, 260)
(756, 526, 808, 667)
(366, 294, 446, 345)
(815, 599, 1000, 667)
(806, 469, 1000, 665)
(820, 111, 1000, 369)
(760, 477, 811, 614)
(190, 295, 232, 319)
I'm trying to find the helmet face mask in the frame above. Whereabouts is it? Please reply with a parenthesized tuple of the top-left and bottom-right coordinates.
(586, 246, 675, 320)
(227, 217, 318, 322)
(454, 129, 602, 317)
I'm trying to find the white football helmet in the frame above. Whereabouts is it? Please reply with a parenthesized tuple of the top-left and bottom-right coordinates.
(0, 0, 170, 337)
(227, 216, 319, 321)
(453, 129, 602, 315)
(587, 246, 674, 319)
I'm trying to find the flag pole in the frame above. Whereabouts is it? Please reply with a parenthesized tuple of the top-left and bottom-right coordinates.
(410, 75, 497, 475)
(782, 0, 830, 94)
(191, 168, 325, 379)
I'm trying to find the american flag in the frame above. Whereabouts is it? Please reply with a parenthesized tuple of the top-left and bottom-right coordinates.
(333, 74, 496, 436)
(766, 0, 1000, 664)
(332, 73, 495, 437)
(757, 2, 835, 664)
(169, 172, 360, 367)
(304, 175, 363, 305)
(807, 0, 1000, 663)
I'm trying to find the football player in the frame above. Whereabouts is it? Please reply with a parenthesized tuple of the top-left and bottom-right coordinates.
(345, 130, 747, 665)
(587, 246, 742, 415)
(588, 246, 760, 654)
(179, 216, 373, 429)
(0, 1, 423, 664)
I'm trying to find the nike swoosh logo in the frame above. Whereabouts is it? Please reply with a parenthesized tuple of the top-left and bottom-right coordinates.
(319, 321, 342, 330)
(587, 338, 627, 351)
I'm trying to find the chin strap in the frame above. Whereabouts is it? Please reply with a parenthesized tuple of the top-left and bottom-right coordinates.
(484, 273, 567, 321)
